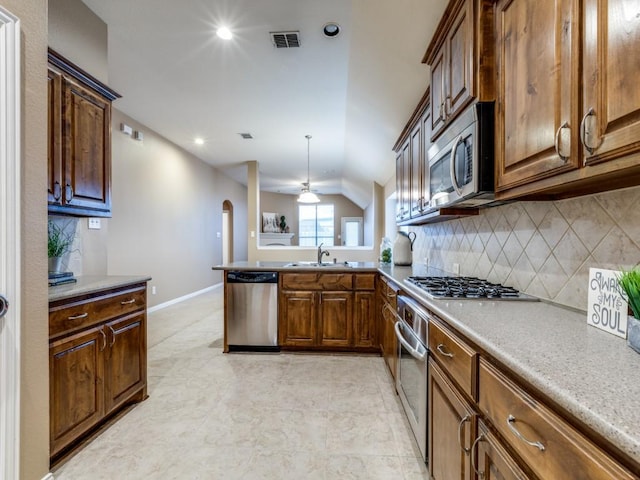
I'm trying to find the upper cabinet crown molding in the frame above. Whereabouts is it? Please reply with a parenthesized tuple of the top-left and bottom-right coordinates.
(48, 48, 121, 102)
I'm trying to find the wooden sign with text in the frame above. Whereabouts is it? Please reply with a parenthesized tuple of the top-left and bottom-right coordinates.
(587, 268, 628, 338)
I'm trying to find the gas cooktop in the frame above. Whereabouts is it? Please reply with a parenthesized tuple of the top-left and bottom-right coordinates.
(405, 276, 539, 301)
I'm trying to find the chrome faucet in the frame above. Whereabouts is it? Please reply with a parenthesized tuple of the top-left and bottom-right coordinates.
(317, 243, 330, 265)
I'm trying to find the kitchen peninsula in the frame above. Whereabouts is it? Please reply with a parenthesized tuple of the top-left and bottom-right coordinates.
(215, 261, 640, 478)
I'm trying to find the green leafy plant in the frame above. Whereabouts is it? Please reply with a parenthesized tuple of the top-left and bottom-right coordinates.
(279, 215, 287, 232)
(617, 268, 640, 320)
(47, 220, 74, 258)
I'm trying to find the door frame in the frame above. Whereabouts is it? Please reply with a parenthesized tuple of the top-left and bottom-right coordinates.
(0, 7, 21, 480)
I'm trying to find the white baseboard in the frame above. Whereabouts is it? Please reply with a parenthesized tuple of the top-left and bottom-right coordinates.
(147, 283, 222, 314)
(43, 473, 55, 480)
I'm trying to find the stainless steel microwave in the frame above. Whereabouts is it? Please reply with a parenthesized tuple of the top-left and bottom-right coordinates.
(425, 102, 495, 212)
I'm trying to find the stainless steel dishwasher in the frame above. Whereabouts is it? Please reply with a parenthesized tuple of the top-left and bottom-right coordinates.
(226, 271, 279, 352)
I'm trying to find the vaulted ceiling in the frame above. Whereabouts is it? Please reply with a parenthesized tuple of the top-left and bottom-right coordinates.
(82, 0, 446, 208)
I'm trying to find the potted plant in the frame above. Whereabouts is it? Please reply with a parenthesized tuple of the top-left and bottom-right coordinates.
(617, 268, 640, 353)
(279, 215, 287, 233)
(48, 220, 74, 273)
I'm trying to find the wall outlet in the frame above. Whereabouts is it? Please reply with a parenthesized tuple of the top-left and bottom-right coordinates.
(453, 263, 460, 275)
(151, 286, 157, 295)
(88, 218, 101, 229)
(216, 232, 221, 238)
(250, 231, 255, 238)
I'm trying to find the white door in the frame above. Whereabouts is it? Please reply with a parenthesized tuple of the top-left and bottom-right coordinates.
(341, 217, 363, 246)
(0, 8, 21, 480)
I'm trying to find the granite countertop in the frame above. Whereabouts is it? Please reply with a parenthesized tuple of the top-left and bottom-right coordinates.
(212, 261, 379, 271)
(49, 275, 152, 302)
(379, 264, 640, 467)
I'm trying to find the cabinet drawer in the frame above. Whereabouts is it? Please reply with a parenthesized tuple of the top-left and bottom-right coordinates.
(478, 358, 636, 480)
(428, 318, 477, 398)
(281, 273, 353, 290)
(380, 277, 399, 310)
(354, 273, 375, 291)
(50, 286, 146, 339)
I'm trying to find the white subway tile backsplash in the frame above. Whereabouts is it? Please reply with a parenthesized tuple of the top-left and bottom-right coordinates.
(412, 185, 640, 311)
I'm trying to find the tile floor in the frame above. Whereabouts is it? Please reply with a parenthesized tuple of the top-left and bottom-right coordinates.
(52, 286, 428, 479)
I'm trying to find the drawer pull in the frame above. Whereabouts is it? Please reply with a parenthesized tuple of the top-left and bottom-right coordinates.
(507, 414, 546, 451)
(436, 343, 454, 358)
(99, 328, 107, 351)
(470, 434, 486, 479)
(68, 312, 88, 320)
(457, 414, 471, 454)
(120, 299, 136, 305)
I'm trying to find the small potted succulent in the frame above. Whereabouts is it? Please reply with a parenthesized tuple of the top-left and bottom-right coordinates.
(48, 220, 74, 273)
(617, 268, 640, 353)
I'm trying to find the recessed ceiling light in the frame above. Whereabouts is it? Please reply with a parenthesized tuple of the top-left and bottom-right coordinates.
(216, 26, 232, 40)
(194, 138, 205, 145)
(323, 23, 340, 38)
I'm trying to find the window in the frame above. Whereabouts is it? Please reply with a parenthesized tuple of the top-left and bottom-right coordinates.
(299, 204, 334, 246)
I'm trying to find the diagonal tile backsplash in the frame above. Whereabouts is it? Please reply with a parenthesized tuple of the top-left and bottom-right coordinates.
(410, 185, 640, 311)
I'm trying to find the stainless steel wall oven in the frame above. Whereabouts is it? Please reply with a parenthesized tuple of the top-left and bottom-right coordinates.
(395, 295, 431, 462)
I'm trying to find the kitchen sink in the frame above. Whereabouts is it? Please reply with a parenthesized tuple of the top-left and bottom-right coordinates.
(284, 261, 352, 268)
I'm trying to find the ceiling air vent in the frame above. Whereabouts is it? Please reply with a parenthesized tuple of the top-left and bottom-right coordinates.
(239, 133, 253, 139)
(270, 31, 300, 48)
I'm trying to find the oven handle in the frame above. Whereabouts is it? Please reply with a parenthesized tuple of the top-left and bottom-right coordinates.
(394, 321, 427, 362)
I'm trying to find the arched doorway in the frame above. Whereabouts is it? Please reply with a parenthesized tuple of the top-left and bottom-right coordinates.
(222, 200, 233, 264)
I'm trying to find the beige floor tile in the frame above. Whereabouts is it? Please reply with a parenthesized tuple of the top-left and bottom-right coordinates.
(51, 288, 428, 480)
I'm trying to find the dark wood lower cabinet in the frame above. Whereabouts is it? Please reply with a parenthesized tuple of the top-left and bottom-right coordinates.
(318, 292, 353, 347)
(354, 291, 376, 348)
(50, 326, 105, 456)
(49, 282, 148, 463)
(474, 420, 531, 480)
(428, 359, 476, 480)
(278, 273, 376, 351)
(104, 313, 146, 413)
(279, 291, 317, 347)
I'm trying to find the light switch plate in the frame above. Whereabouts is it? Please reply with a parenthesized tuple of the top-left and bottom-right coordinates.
(88, 218, 101, 230)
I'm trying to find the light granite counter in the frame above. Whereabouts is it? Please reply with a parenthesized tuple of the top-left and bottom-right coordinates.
(379, 264, 640, 467)
(212, 261, 379, 272)
(48, 275, 152, 302)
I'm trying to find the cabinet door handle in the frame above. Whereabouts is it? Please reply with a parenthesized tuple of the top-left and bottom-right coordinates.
(120, 299, 136, 305)
(506, 414, 546, 451)
(99, 328, 107, 351)
(457, 414, 471, 454)
(53, 181, 62, 201)
(444, 95, 451, 118)
(440, 99, 446, 122)
(554, 121, 570, 162)
(68, 312, 88, 320)
(108, 325, 116, 347)
(580, 107, 599, 157)
(65, 183, 74, 202)
(436, 343, 454, 358)
(470, 433, 486, 479)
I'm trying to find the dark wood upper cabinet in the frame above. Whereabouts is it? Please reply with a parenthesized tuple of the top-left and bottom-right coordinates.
(494, 0, 640, 199)
(423, 0, 495, 141)
(47, 48, 120, 217)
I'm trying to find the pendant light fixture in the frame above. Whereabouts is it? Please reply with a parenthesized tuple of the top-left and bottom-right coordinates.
(298, 134, 320, 203)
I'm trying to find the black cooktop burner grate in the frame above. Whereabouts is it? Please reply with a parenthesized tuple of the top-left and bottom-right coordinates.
(406, 276, 526, 299)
